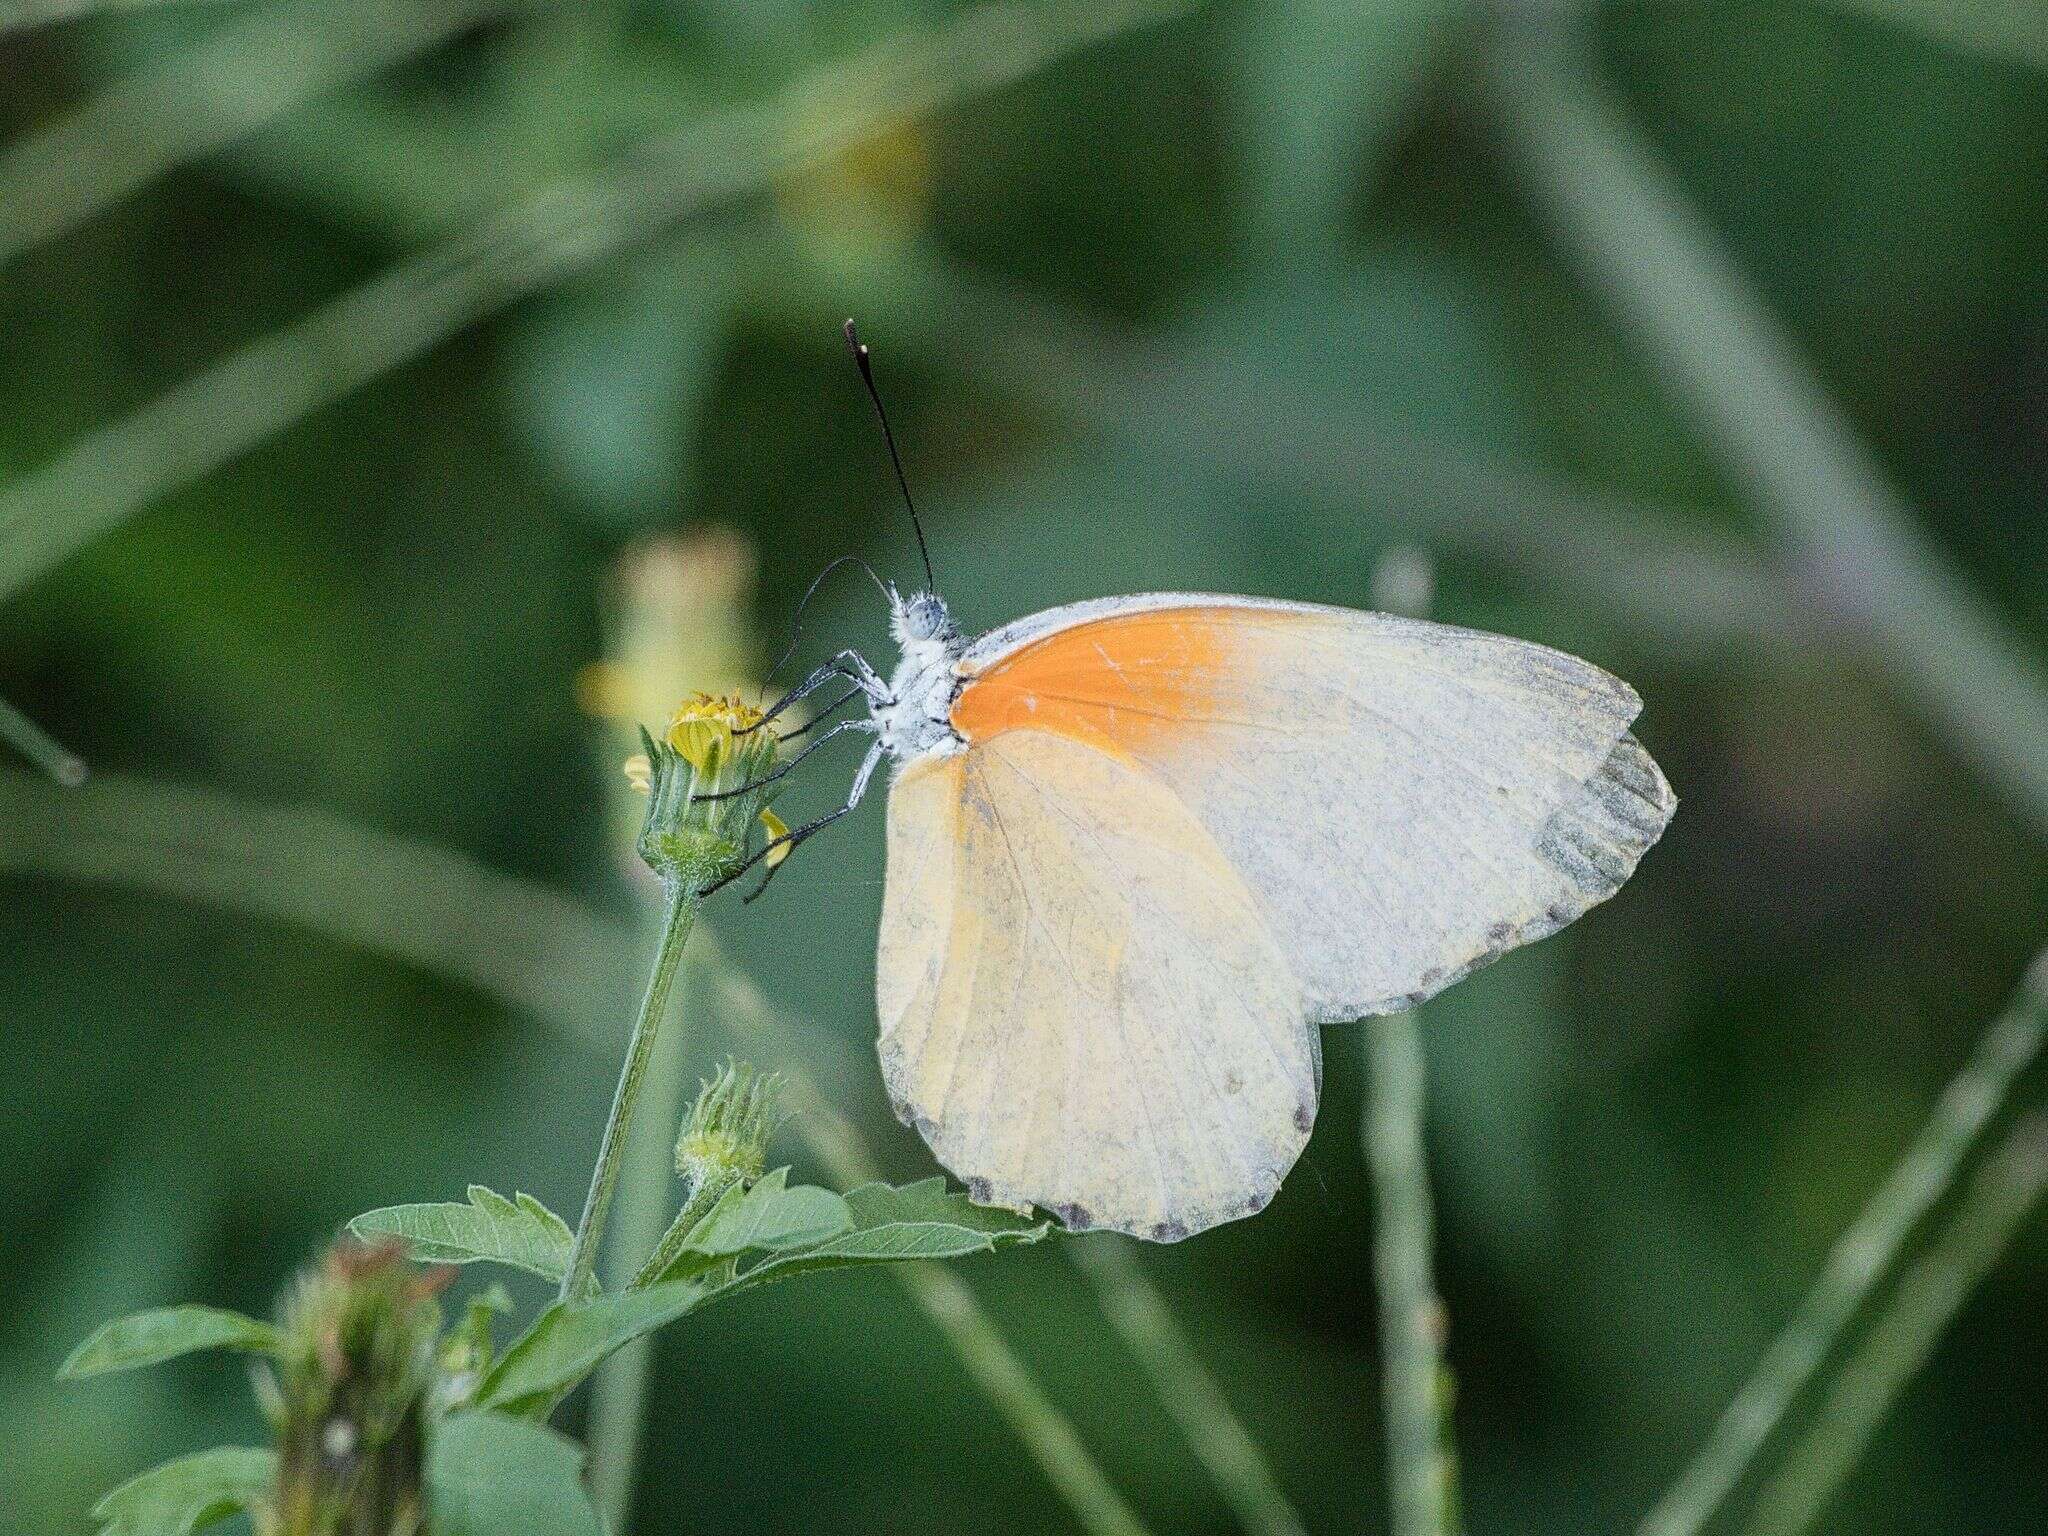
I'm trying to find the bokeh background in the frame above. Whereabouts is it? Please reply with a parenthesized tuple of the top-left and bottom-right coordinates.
(3, 0, 2046, 1532)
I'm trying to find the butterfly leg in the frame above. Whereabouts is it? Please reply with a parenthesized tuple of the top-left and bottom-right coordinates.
(775, 684, 867, 744)
(746, 650, 888, 734)
(694, 715, 878, 803)
(703, 739, 888, 902)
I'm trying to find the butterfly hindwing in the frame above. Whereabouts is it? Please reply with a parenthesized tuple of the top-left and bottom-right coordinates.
(877, 729, 1318, 1241)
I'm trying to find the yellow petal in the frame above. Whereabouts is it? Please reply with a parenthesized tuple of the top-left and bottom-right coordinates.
(759, 807, 791, 867)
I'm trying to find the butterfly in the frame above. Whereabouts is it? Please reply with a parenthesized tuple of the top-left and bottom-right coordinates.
(740, 324, 1676, 1243)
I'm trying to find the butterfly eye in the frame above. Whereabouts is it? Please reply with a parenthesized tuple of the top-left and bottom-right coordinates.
(899, 593, 951, 641)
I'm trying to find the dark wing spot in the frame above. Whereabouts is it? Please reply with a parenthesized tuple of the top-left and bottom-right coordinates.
(966, 1177, 993, 1205)
(1294, 1101, 1315, 1134)
(1053, 1202, 1096, 1232)
(1149, 1219, 1190, 1243)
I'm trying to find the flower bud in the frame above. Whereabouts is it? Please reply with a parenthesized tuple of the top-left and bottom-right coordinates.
(265, 1240, 447, 1536)
(677, 1060, 783, 1202)
(630, 693, 788, 893)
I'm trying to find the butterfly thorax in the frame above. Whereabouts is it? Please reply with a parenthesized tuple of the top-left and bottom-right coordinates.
(874, 589, 968, 763)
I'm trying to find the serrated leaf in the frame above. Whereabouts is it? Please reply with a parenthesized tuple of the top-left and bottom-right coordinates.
(90, 1447, 273, 1536)
(636, 1170, 854, 1288)
(61, 1306, 281, 1380)
(348, 1185, 572, 1282)
(845, 1177, 1045, 1233)
(478, 1178, 1048, 1408)
(427, 1411, 605, 1536)
(679, 1167, 853, 1259)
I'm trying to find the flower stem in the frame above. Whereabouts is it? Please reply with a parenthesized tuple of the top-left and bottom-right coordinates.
(631, 1171, 733, 1291)
(560, 882, 699, 1305)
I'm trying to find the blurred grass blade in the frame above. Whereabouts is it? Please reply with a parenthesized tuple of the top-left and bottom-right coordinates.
(0, 0, 521, 273)
(0, 0, 1195, 604)
(0, 769, 635, 1043)
(0, 768, 1157, 1536)
(1231, 0, 1460, 253)
(1484, 20, 2048, 841)
(0, 0, 241, 32)
(1637, 949, 2048, 1536)
(0, 694, 86, 784)
(1069, 1241, 1309, 1536)
(1744, 1109, 2048, 1536)
(1824, 0, 2048, 74)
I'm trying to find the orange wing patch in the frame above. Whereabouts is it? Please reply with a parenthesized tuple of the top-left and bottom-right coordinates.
(951, 606, 1285, 757)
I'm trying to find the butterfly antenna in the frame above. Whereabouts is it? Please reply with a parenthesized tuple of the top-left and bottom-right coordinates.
(843, 318, 936, 594)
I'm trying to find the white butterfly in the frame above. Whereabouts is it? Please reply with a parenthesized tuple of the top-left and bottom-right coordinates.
(747, 328, 1675, 1243)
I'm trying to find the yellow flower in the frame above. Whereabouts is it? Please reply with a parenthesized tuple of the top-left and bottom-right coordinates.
(662, 691, 767, 770)
(629, 692, 790, 889)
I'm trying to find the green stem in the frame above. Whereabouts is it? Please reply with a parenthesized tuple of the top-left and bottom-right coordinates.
(1367, 1014, 1453, 1536)
(560, 883, 698, 1304)
(630, 1170, 733, 1291)
(584, 909, 703, 1533)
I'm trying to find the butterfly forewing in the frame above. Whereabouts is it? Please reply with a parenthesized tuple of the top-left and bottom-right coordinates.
(952, 596, 1675, 1021)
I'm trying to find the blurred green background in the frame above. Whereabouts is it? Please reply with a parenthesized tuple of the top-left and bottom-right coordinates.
(3, 0, 2046, 1532)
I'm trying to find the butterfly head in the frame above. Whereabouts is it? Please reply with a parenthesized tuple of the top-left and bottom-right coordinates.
(890, 588, 956, 647)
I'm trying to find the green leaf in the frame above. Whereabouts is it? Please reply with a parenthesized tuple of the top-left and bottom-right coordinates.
(426, 1411, 606, 1536)
(61, 1306, 281, 1380)
(90, 1447, 274, 1536)
(722, 1178, 1050, 1294)
(478, 1178, 1049, 1409)
(678, 1167, 853, 1260)
(478, 1278, 710, 1413)
(349, 1185, 573, 1282)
